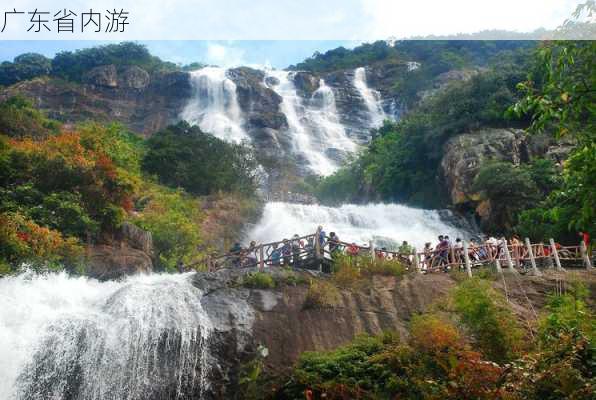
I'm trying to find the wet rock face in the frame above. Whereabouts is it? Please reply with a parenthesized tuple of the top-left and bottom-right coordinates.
(293, 71, 320, 97)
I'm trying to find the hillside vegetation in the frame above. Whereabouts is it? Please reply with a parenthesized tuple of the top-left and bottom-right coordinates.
(0, 98, 259, 274)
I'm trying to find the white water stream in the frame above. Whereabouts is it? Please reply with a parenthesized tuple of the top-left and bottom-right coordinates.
(180, 67, 250, 144)
(353, 67, 385, 128)
(0, 272, 212, 400)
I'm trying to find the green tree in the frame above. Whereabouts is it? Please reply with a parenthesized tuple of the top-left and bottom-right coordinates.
(142, 121, 258, 196)
(134, 187, 204, 271)
(0, 53, 51, 86)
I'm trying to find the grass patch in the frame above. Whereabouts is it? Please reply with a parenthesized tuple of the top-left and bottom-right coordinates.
(331, 254, 407, 288)
(241, 271, 276, 289)
(276, 267, 309, 286)
(304, 279, 341, 309)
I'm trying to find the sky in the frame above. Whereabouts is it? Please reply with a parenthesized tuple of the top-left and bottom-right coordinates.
(0, 40, 356, 69)
(0, 0, 589, 68)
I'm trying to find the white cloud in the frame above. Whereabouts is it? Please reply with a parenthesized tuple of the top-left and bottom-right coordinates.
(205, 42, 246, 67)
(361, 0, 583, 38)
(0, 0, 589, 39)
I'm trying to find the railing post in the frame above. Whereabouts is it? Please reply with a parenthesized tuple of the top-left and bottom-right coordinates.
(549, 238, 564, 271)
(503, 240, 518, 274)
(462, 240, 472, 278)
(525, 237, 541, 276)
(259, 245, 265, 271)
(580, 240, 593, 270)
(413, 247, 421, 273)
(494, 253, 503, 275)
(370, 240, 375, 262)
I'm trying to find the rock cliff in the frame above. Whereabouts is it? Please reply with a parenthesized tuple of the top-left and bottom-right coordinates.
(191, 267, 594, 399)
(440, 128, 575, 226)
(0, 66, 192, 135)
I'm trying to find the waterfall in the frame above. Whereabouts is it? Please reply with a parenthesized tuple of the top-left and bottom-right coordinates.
(246, 202, 473, 250)
(180, 67, 250, 144)
(0, 272, 213, 400)
(307, 79, 358, 156)
(353, 67, 386, 128)
(264, 70, 357, 176)
(265, 70, 336, 175)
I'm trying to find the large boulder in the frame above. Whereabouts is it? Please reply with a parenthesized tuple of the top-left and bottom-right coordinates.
(84, 65, 118, 88)
(86, 244, 153, 280)
(85, 222, 154, 280)
(440, 128, 527, 206)
(118, 65, 150, 89)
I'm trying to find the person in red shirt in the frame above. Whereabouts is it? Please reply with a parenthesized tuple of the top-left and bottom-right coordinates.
(346, 242, 360, 257)
(579, 231, 590, 247)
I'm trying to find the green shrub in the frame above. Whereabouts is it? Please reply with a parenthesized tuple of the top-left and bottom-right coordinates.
(242, 272, 276, 289)
(276, 268, 309, 286)
(538, 281, 594, 345)
(304, 279, 341, 309)
(364, 257, 407, 277)
(133, 185, 204, 272)
(452, 278, 524, 362)
(331, 254, 407, 289)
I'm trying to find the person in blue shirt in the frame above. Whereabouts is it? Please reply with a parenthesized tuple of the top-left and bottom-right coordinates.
(269, 243, 282, 267)
(318, 226, 326, 256)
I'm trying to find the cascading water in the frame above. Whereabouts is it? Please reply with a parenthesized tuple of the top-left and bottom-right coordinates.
(264, 70, 341, 176)
(307, 79, 358, 159)
(247, 202, 474, 250)
(0, 272, 213, 400)
(353, 67, 386, 128)
(181, 67, 250, 144)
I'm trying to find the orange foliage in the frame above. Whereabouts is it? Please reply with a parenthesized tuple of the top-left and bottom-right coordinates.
(448, 350, 504, 400)
(410, 314, 462, 354)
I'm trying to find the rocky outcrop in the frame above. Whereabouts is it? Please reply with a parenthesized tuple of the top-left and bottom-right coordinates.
(440, 128, 575, 225)
(86, 222, 154, 280)
(84, 65, 118, 88)
(441, 128, 527, 206)
(1, 67, 192, 135)
(86, 244, 153, 280)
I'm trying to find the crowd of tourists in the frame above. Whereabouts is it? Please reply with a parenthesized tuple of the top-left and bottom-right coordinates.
(204, 228, 592, 272)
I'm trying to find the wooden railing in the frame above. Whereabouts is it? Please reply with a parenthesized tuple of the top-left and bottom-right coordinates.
(187, 229, 594, 277)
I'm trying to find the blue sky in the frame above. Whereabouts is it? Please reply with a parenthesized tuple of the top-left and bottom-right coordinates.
(0, 40, 356, 69)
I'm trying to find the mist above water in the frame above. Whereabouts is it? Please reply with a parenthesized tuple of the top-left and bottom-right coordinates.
(247, 202, 473, 250)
